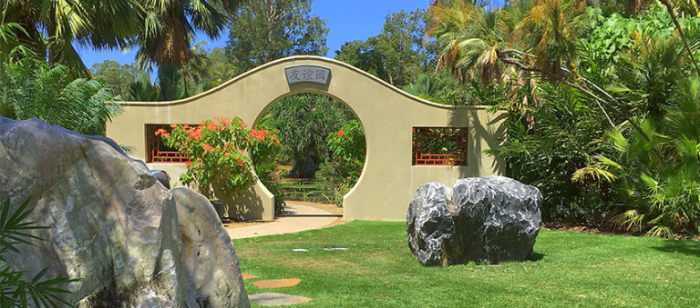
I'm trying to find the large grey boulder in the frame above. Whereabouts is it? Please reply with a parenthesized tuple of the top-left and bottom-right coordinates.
(0, 116, 249, 307)
(407, 176, 542, 266)
(406, 182, 456, 266)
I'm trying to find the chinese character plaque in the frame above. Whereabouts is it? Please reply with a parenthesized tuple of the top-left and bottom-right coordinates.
(285, 65, 331, 85)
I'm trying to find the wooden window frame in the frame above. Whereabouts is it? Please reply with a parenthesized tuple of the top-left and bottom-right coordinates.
(412, 127, 468, 166)
(146, 124, 192, 163)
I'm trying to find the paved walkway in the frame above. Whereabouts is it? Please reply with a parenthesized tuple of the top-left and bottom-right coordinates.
(226, 202, 342, 239)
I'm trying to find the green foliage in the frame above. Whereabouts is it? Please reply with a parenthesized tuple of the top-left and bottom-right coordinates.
(0, 51, 122, 136)
(226, 0, 329, 70)
(576, 78, 700, 237)
(2, 0, 143, 76)
(157, 64, 187, 101)
(579, 5, 679, 66)
(488, 82, 614, 223)
(429, 0, 700, 239)
(134, 0, 240, 69)
(90, 60, 138, 98)
(258, 93, 350, 178)
(0, 198, 77, 308)
(335, 9, 431, 87)
(316, 120, 366, 206)
(128, 72, 161, 101)
(199, 47, 241, 87)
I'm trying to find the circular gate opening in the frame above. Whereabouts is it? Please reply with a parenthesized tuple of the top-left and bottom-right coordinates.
(252, 92, 366, 216)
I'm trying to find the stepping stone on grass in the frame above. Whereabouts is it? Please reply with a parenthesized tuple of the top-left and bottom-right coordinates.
(241, 273, 257, 280)
(248, 292, 312, 306)
(253, 278, 301, 289)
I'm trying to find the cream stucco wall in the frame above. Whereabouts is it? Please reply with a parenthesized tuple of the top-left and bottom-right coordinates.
(106, 56, 506, 221)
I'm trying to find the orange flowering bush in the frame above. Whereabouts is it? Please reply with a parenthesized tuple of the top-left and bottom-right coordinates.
(159, 116, 280, 201)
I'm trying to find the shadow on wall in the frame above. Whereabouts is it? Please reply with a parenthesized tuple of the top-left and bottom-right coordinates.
(213, 187, 264, 220)
(448, 108, 507, 179)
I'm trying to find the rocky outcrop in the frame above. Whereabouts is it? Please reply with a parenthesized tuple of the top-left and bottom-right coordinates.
(173, 188, 248, 307)
(0, 116, 249, 307)
(407, 176, 542, 266)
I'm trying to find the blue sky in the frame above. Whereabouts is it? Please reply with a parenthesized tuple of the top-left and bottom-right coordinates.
(77, 0, 432, 69)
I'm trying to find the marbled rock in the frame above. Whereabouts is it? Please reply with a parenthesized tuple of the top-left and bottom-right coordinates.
(0, 116, 249, 307)
(406, 182, 456, 266)
(407, 176, 541, 266)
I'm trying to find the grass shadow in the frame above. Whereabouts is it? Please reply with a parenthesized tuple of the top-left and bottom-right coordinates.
(527, 252, 545, 262)
(650, 240, 700, 258)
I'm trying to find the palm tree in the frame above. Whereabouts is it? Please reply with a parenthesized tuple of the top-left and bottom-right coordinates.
(1, 0, 143, 77)
(134, 0, 240, 70)
(2, 0, 241, 78)
(428, 0, 519, 84)
(515, 0, 589, 81)
(613, 30, 687, 118)
(128, 72, 161, 101)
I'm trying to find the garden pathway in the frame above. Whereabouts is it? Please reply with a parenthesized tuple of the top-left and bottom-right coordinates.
(226, 202, 344, 239)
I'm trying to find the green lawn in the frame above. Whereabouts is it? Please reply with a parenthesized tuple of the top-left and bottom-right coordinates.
(233, 221, 700, 308)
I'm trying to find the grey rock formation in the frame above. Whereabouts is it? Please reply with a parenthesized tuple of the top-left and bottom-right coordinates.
(407, 176, 542, 266)
(406, 182, 456, 266)
(0, 116, 249, 307)
(173, 188, 248, 307)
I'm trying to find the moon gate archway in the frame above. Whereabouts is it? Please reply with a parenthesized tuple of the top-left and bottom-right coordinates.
(106, 56, 506, 221)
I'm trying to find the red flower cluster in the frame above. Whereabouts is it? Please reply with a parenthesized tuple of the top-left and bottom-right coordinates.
(337, 129, 345, 137)
(186, 126, 204, 139)
(155, 128, 170, 137)
(206, 122, 220, 130)
(202, 143, 214, 152)
(250, 129, 270, 141)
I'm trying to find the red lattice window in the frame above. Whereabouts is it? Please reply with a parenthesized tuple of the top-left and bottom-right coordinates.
(412, 127, 468, 166)
(146, 124, 192, 163)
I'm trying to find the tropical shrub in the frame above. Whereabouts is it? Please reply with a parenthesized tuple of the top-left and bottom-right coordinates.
(0, 50, 122, 136)
(316, 120, 366, 206)
(257, 93, 350, 178)
(575, 78, 700, 238)
(0, 197, 77, 307)
(161, 117, 281, 203)
(488, 82, 616, 223)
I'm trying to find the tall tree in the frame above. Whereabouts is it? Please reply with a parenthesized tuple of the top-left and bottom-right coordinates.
(225, 0, 329, 70)
(135, 0, 242, 69)
(335, 9, 432, 87)
(204, 47, 241, 86)
(91, 60, 139, 98)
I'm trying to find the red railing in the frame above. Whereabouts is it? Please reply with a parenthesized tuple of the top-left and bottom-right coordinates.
(146, 124, 192, 163)
(412, 127, 468, 166)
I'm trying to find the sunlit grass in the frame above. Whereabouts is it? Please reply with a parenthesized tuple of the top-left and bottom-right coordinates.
(233, 221, 700, 308)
